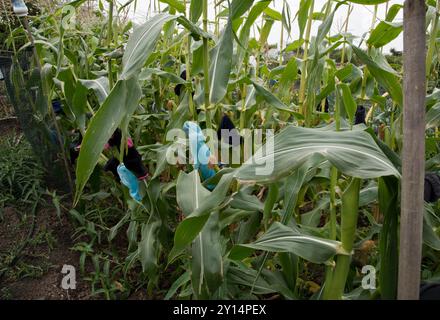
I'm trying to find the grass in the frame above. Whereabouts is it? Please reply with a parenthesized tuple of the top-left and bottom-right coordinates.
(0, 83, 15, 119)
(0, 132, 43, 211)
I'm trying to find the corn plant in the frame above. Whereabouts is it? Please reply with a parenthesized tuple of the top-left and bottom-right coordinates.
(3, 0, 440, 300)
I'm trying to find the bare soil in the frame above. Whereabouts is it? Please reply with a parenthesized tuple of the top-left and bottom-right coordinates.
(0, 99, 93, 300)
(0, 206, 92, 300)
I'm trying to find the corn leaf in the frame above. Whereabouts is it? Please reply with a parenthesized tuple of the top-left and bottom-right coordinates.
(235, 126, 400, 184)
(121, 14, 176, 80)
(78, 77, 110, 105)
(231, 222, 343, 264)
(139, 219, 161, 274)
(74, 77, 142, 203)
(347, 0, 389, 4)
(191, 212, 223, 298)
(190, 0, 203, 23)
(426, 102, 440, 129)
(230, 0, 254, 20)
(351, 45, 403, 107)
(169, 172, 234, 262)
(338, 83, 357, 126)
(159, 0, 185, 13)
(209, 17, 233, 104)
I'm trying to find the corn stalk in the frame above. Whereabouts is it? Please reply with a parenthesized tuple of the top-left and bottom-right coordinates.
(298, 0, 314, 125)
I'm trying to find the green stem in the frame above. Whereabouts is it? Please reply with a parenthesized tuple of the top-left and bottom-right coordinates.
(360, 6, 377, 100)
(323, 80, 341, 297)
(319, 0, 333, 113)
(329, 169, 338, 241)
(202, 0, 212, 133)
(298, 0, 314, 125)
(107, 1, 114, 88)
(214, 0, 219, 37)
(24, 16, 74, 195)
(279, 11, 284, 66)
(184, 0, 195, 119)
(324, 178, 361, 299)
(340, 4, 351, 65)
(370, 4, 378, 31)
(108, 60, 114, 88)
(256, 16, 264, 78)
(324, 0, 332, 17)
(107, 0, 114, 46)
(240, 82, 247, 131)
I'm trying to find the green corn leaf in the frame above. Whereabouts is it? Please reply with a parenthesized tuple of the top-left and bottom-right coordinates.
(427, 89, 440, 107)
(235, 126, 400, 184)
(139, 219, 161, 274)
(251, 80, 300, 115)
(64, 0, 87, 7)
(351, 45, 403, 107)
(190, 0, 203, 22)
(378, 176, 399, 299)
(159, 0, 186, 13)
(209, 17, 234, 104)
(284, 39, 304, 52)
(40, 63, 55, 115)
(338, 83, 357, 126)
(169, 172, 234, 263)
(282, 156, 322, 224)
(335, 63, 363, 82)
(78, 77, 110, 105)
(424, 204, 440, 251)
(177, 170, 211, 217)
(263, 183, 279, 226)
(426, 102, 440, 129)
(231, 222, 344, 264)
(301, 184, 378, 228)
(368, 22, 402, 48)
(315, 8, 335, 46)
(298, 0, 313, 40)
(127, 220, 138, 250)
(164, 271, 191, 300)
(191, 212, 223, 298)
(121, 14, 176, 80)
(231, 189, 264, 212)
(259, 19, 275, 45)
(226, 263, 277, 295)
(367, 5, 403, 48)
(55, 68, 88, 131)
(139, 68, 187, 84)
(108, 213, 130, 241)
(74, 77, 142, 204)
(280, 58, 298, 93)
(346, 0, 389, 4)
(236, 0, 271, 71)
(264, 7, 282, 21)
(230, 0, 255, 20)
(243, 84, 257, 110)
(176, 16, 213, 40)
(281, 0, 292, 35)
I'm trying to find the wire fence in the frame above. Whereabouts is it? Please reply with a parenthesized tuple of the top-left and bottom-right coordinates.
(0, 48, 68, 191)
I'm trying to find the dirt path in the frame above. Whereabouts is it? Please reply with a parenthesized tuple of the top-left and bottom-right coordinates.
(0, 206, 92, 300)
(0, 104, 92, 300)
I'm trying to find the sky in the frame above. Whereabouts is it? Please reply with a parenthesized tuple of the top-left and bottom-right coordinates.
(119, 0, 403, 54)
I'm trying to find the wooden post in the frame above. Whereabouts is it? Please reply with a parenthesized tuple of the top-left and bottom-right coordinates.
(398, 0, 426, 300)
